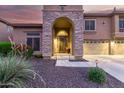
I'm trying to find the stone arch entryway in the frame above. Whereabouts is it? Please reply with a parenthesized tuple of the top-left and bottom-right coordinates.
(52, 17, 74, 55)
(42, 6, 84, 59)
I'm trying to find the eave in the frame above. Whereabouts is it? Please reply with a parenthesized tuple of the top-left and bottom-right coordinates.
(11, 23, 42, 28)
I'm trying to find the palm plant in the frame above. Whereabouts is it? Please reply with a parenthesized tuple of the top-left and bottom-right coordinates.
(0, 55, 46, 88)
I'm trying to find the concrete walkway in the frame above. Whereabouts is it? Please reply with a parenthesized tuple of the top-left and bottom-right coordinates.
(56, 55, 124, 83)
(56, 59, 96, 67)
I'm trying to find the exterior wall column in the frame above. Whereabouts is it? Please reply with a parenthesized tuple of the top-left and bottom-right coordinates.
(110, 15, 119, 55)
(74, 24, 84, 59)
(114, 15, 119, 34)
(42, 16, 53, 58)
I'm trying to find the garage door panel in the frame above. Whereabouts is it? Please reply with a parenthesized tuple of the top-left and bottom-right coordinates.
(84, 41, 109, 55)
(112, 43, 124, 55)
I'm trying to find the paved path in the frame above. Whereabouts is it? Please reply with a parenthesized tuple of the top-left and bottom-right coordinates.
(56, 55, 124, 83)
(56, 59, 96, 67)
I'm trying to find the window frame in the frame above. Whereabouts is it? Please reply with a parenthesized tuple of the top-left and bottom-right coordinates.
(84, 19, 96, 32)
(119, 19, 124, 29)
(26, 31, 41, 51)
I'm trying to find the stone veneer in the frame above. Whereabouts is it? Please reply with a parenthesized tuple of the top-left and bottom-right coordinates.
(42, 6, 84, 59)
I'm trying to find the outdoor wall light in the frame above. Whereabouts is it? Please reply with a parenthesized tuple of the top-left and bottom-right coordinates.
(102, 21, 105, 24)
(57, 30, 68, 36)
(59, 5, 67, 11)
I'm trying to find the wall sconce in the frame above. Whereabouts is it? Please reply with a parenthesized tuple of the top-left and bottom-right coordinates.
(59, 5, 67, 11)
(102, 21, 105, 25)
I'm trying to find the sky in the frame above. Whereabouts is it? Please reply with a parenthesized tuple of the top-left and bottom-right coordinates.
(0, 5, 124, 23)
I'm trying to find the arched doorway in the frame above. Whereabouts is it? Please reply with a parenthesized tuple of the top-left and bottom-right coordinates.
(52, 17, 74, 55)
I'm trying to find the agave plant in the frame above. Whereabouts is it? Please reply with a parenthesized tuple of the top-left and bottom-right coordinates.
(0, 55, 46, 88)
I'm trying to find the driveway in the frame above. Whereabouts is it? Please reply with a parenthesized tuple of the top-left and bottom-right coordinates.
(84, 55, 124, 83)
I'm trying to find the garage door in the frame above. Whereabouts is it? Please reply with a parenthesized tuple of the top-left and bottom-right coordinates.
(112, 40, 124, 55)
(84, 40, 109, 55)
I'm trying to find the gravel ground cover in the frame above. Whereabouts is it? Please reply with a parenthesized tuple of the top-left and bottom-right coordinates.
(26, 59, 124, 88)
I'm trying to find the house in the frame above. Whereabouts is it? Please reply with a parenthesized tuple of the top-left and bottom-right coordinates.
(0, 5, 124, 59)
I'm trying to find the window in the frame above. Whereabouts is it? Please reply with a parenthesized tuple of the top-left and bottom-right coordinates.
(119, 20, 124, 29)
(84, 19, 96, 31)
(119, 20, 124, 32)
(26, 32, 40, 51)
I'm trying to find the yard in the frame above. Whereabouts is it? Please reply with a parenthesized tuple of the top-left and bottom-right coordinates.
(0, 41, 124, 88)
(26, 59, 124, 88)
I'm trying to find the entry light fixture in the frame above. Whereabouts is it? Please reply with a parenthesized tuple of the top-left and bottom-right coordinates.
(57, 30, 68, 36)
(59, 5, 67, 11)
(102, 21, 105, 24)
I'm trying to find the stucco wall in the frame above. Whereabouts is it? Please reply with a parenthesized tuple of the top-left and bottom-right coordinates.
(115, 15, 124, 38)
(84, 17, 112, 40)
(13, 27, 42, 51)
(13, 29, 26, 44)
(0, 22, 11, 42)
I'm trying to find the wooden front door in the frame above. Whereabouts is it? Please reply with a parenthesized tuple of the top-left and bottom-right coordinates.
(57, 36, 68, 53)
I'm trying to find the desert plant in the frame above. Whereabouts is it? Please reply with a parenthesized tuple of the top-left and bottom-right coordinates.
(88, 67, 107, 84)
(8, 37, 33, 59)
(10, 44, 33, 59)
(0, 42, 12, 56)
(0, 55, 46, 88)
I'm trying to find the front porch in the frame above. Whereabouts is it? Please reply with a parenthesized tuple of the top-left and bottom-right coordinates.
(51, 53, 75, 60)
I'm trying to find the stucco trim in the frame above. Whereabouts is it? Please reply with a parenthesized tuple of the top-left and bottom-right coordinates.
(0, 18, 11, 26)
(43, 10, 84, 12)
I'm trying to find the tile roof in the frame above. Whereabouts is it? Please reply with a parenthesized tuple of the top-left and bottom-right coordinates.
(84, 8, 124, 17)
(1, 7, 124, 25)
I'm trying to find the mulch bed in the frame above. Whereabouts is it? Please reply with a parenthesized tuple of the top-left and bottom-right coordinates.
(26, 59, 124, 88)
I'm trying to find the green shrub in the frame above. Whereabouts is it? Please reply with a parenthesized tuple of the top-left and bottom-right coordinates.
(88, 67, 107, 84)
(34, 53, 43, 59)
(0, 42, 12, 56)
(25, 48, 33, 59)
